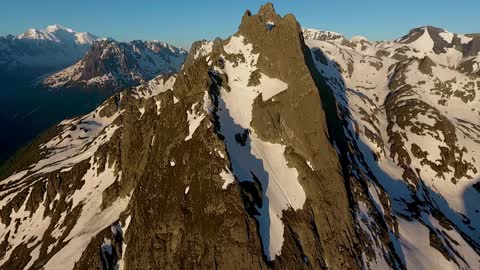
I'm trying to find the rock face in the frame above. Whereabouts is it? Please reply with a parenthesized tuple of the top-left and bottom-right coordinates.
(1, 3, 480, 270)
(43, 40, 187, 91)
(234, 4, 360, 268)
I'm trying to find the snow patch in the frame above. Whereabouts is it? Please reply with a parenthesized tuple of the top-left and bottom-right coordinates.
(220, 169, 235, 189)
(458, 34, 473, 44)
(439, 31, 454, 43)
(266, 21, 275, 31)
(258, 74, 288, 101)
(408, 27, 435, 52)
(0, 189, 51, 267)
(193, 41, 214, 60)
(306, 161, 314, 170)
(185, 102, 206, 141)
(44, 161, 130, 270)
(117, 215, 132, 270)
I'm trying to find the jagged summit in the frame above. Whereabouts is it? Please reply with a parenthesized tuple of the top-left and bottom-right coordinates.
(408, 25, 446, 33)
(398, 25, 475, 49)
(240, 3, 299, 36)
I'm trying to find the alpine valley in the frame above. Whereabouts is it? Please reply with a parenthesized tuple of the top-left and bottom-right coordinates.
(0, 3, 479, 270)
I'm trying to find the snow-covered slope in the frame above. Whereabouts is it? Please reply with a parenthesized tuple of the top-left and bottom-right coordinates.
(305, 25, 480, 269)
(0, 25, 99, 71)
(43, 40, 187, 90)
(0, 75, 177, 269)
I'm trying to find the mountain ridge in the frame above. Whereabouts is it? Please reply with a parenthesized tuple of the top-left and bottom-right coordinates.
(42, 39, 187, 90)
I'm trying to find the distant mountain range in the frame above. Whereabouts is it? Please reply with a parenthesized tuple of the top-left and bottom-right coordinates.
(43, 39, 187, 90)
(0, 25, 99, 72)
(0, 24, 187, 85)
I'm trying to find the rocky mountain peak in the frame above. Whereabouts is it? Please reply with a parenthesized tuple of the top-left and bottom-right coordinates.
(194, 3, 360, 267)
(411, 25, 446, 33)
(397, 25, 479, 55)
(237, 3, 310, 84)
(240, 3, 298, 36)
(43, 38, 187, 90)
(257, 2, 280, 21)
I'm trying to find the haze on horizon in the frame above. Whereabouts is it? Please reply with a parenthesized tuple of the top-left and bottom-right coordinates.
(1, 0, 478, 49)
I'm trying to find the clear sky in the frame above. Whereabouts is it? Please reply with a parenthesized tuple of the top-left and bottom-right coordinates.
(1, 0, 478, 49)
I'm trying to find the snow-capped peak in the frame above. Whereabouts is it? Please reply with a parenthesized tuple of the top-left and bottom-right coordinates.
(404, 26, 435, 52)
(17, 28, 55, 41)
(17, 24, 98, 45)
(74, 32, 97, 45)
(45, 24, 74, 33)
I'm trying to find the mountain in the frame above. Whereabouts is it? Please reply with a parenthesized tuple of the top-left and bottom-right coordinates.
(0, 3, 479, 270)
(304, 24, 480, 269)
(394, 26, 480, 73)
(0, 25, 99, 73)
(17, 25, 97, 45)
(0, 25, 186, 167)
(43, 40, 187, 90)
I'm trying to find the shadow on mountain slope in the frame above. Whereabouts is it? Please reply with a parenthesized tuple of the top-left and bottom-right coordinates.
(305, 42, 480, 268)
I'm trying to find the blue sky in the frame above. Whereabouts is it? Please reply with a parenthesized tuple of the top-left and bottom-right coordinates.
(1, 0, 479, 49)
